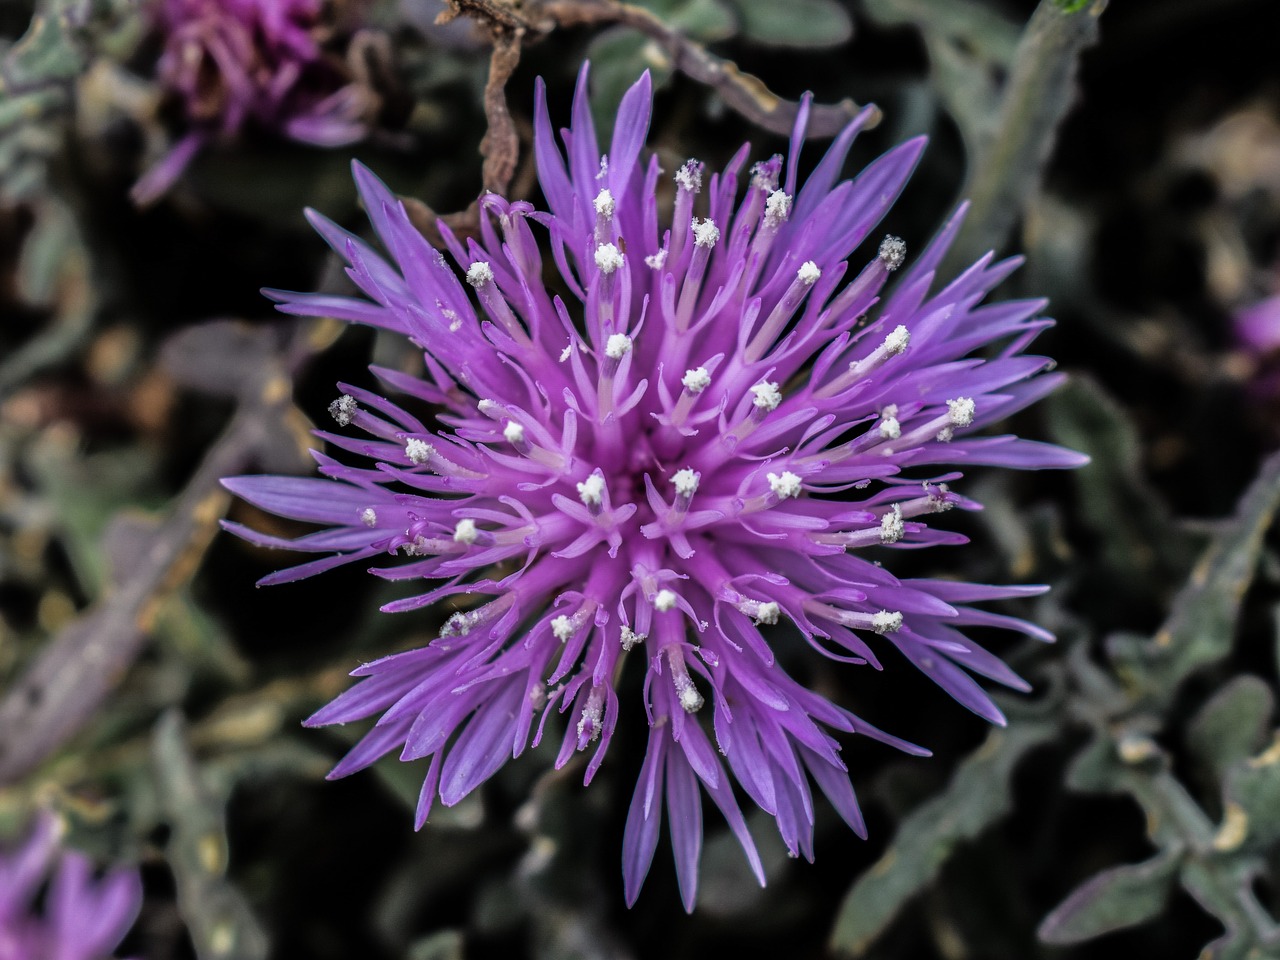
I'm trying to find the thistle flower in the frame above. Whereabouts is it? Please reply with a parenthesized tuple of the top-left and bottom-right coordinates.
(131, 0, 377, 205)
(0, 814, 142, 960)
(224, 67, 1086, 909)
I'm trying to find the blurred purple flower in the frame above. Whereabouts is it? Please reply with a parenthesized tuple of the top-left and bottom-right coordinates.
(224, 67, 1086, 908)
(132, 0, 376, 205)
(0, 814, 142, 960)
(1234, 292, 1280, 406)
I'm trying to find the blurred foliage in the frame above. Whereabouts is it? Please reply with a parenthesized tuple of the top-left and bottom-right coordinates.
(3, 0, 1280, 958)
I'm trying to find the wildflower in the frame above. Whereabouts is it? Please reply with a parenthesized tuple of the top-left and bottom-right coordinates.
(131, 0, 378, 205)
(0, 813, 143, 960)
(224, 67, 1086, 909)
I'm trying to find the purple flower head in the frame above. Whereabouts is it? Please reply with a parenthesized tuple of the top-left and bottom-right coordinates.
(225, 67, 1086, 909)
(0, 813, 143, 960)
(132, 0, 376, 204)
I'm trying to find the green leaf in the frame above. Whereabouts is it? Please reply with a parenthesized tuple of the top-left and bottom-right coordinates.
(828, 719, 1057, 956)
(1038, 849, 1183, 944)
(731, 0, 852, 48)
(1186, 676, 1274, 791)
(1220, 732, 1280, 851)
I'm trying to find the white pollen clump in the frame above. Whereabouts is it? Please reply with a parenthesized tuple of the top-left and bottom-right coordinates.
(767, 471, 804, 499)
(936, 427, 954, 443)
(360, 508, 378, 527)
(692, 218, 720, 248)
(751, 381, 782, 411)
(682, 367, 711, 394)
(577, 698, 603, 741)
(879, 235, 907, 271)
(551, 615, 575, 641)
(754, 601, 781, 625)
(559, 343, 573, 363)
(645, 249, 668, 270)
(593, 188, 615, 218)
(328, 393, 357, 426)
(879, 503, 904, 543)
(654, 589, 679, 612)
(503, 420, 524, 444)
(619, 625, 645, 651)
(671, 468, 700, 497)
(797, 260, 821, 285)
(594, 243, 624, 274)
(947, 396, 976, 427)
(465, 261, 494, 287)
(676, 679, 704, 713)
(883, 324, 911, 355)
(764, 190, 792, 228)
(872, 610, 904, 634)
(405, 438, 433, 464)
(453, 519, 478, 544)
(675, 160, 702, 193)
(879, 414, 901, 440)
(751, 159, 780, 192)
(577, 473, 606, 507)
(605, 333, 633, 359)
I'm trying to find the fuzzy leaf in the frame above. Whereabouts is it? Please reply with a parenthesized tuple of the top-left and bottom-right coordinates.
(1186, 676, 1274, 791)
(731, 0, 853, 48)
(1038, 849, 1182, 944)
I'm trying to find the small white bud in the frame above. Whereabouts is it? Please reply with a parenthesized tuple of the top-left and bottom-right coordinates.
(879, 235, 906, 271)
(872, 610, 904, 634)
(466, 261, 494, 287)
(605, 333, 633, 360)
(503, 420, 525, 444)
(405, 438, 433, 464)
(675, 160, 702, 193)
(947, 397, 976, 427)
(797, 260, 821, 285)
(593, 188, 615, 218)
(764, 190, 792, 228)
(328, 393, 357, 426)
(682, 367, 711, 394)
(654, 588, 679, 612)
(595, 243, 624, 274)
(879, 504, 904, 544)
(453, 519, 478, 544)
(693, 218, 720, 248)
(767, 471, 803, 499)
(360, 508, 378, 527)
(645, 249, 668, 270)
(577, 473, 606, 507)
(671, 468, 700, 497)
(551, 615, 575, 641)
(751, 381, 782, 411)
(883, 324, 910, 356)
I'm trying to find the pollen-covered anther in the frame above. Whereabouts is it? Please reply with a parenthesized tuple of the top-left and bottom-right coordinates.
(654, 588, 679, 612)
(675, 675, 704, 713)
(619, 624, 645, 651)
(879, 504, 905, 544)
(797, 261, 821, 285)
(577, 473, 606, 507)
(465, 261, 494, 288)
(595, 243, 624, 274)
(767, 471, 804, 499)
(879, 413, 901, 440)
(328, 393, 357, 426)
(884, 324, 910, 356)
(405, 438, 433, 464)
(453, 519, 479, 544)
(693, 218, 720, 248)
(751, 381, 782, 411)
(764, 190, 792, 229)
(872, 610, 904, 634)
(551, 614, 575, 641)
(671, 468, 700, 497)
(593, 188, 615, 219)
(947, 396, 976, 427)
(645, 249, 668, 270)
(360, 508, 377, 527)
(576, 693, 604, 743)
(675, 159, 702, 193)
(682, 367, 711, 394)
(737, 598, 780, 625)
(503, 420, 525, 444)
(879, 235, 907, 271)
(605, 333, 633, 360)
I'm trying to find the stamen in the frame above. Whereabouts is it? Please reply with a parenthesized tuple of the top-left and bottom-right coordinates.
(605, 333, 633, 360)
(619, 624, 645, 651)
(671, 468, 700, 497)
(767, 471, 803, 499)
(551, 614, 575, 641)
(654, 588, 679, 612)
(763, 190, 792, 229)
(666, 646, 704, 713)
(595, 243, 624, 275)
(751, 381, 782, 411)
(465, 261, 494, 287)
(645, 249, 667, 270)
(593, 188, 615, 219)
(577, 473, 606, 507)
(883, 324, 910, 355)
(879, 235, 907, 271)
(328, 393, 357, 426)
(872, 610, 904, 634)
(453, 519, 479, 544)
(682, 367, 711, 393)
(405, 438, 433, 464)
(360, 508, 378, 527)
(693, 218, 720, 248)
(947, 397, 976, 427)
(674, 160, 702, 193)
(879, 504, 904, 544)
(503, 420, 525, 444)
(797, 260, 821, 285)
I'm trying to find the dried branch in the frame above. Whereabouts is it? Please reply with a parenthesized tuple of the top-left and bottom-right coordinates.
(480, 29, 524, 195)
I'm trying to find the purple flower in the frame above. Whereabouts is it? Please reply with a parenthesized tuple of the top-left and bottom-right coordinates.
(131, 0, 376, 205)
(0, 814, 142, 960)
(224, 67, 1086, 909)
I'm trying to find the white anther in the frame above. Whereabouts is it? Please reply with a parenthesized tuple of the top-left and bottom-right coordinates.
(597, 155, 609, 180)
(405, 438, 433, 464)
(767, 471, 803, 499)
(503, 420, 525, 444)
(328, 393, 357, 426)
(453, 519, 478, 544)
(654, 589, 679, 612)
(619, 624, 645, 651)
(551, 615, 575, 641)
(676, 677, 704, 713)
(577, 697, 604, 742)
(797, 260, 821, 285)
(751, 160, 780, 192)
(936, 427, 954, 442)
(879, 504, 904, 544)
(751, 381, 782, 411)
(764, 190, 792, 228)
(746, 600, 780, 625)
(884, 325, 910, 356)
(879, 414, 901, 440)
(595, 243, 624, 274)
(671, 468, 699, 497)
(675, 160, 701, 193)
(879, 235, 906, 271)
(360, 508, 378, 527)
(682, 367, 711, 394)
(605, 333, 633, 360)
(692, 218, 720, 248)
(559, 343, 573, 363)
(465, 261, 494, 287)
(947, 397, 976, 427)
(593, 188, 615, 218)
(645, 249, 668, 270)
(871, 610, 904, 634)
(577, 473, 606, 507)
